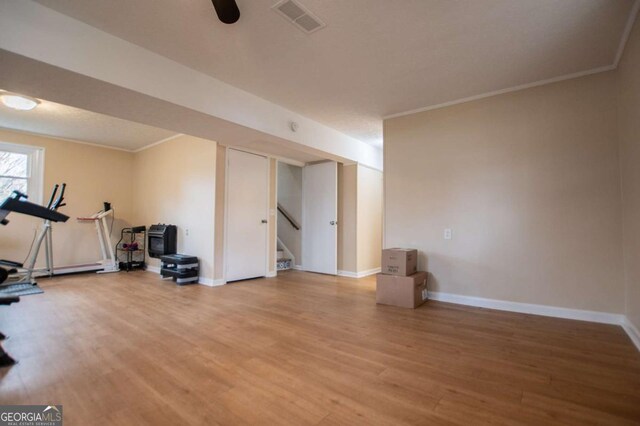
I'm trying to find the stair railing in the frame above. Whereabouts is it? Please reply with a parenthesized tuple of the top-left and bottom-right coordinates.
(277, 203, 300, 230)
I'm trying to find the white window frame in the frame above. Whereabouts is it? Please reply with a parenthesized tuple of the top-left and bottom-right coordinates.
(0, 141, 45, 204)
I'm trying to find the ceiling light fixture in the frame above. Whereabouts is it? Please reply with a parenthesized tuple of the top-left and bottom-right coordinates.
(1, 93, 40, 111)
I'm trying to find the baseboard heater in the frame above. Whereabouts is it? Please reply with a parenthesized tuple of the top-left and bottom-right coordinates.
(45, 263, 104, 276)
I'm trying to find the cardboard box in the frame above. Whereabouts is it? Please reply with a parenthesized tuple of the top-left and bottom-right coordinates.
(381, 248, 418, 276)
(376, 271, 428, 309)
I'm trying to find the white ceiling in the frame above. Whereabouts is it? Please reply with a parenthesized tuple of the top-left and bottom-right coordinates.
(35, 0, 637, 147)
(0, 91, 178, 150)
(0, 89, 327, 163)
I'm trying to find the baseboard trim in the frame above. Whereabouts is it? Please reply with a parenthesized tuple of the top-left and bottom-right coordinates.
(52, 264, 103, 275)
(293, 265, 303, 271)
(198, 278, 225, 287)
(429, 291, 638, 352)
(199, 278, 214, 286)
(266, 271, 277, 278)
(357, 267, 381, 278)
(428, 291, 624, 325)
(338, 268, 381, 279)
(146, 265, 160, 274)
(623, 317, 640, 351)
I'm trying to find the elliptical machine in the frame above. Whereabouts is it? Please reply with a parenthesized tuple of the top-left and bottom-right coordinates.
(0, 183, 69, 286)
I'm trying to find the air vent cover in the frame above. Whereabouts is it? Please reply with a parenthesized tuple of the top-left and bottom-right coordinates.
(272, 0, 325, 34)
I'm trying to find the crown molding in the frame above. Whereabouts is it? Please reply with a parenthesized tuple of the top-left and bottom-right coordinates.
(614, 0, 640, 67)
(133, 133, 184, 153)
(383, 65, 615, 120)
(384, 0, 639, 121)
(0, 126, 133, 152)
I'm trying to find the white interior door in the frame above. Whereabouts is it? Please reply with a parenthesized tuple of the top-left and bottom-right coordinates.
(226, 149, 269, 282)
(302, 161, 338, 274)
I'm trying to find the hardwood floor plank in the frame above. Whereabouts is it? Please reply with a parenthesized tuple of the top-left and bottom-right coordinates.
(0, 270, 639, 425)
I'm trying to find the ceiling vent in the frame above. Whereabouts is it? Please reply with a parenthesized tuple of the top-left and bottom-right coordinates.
(272, 0, 325, 34)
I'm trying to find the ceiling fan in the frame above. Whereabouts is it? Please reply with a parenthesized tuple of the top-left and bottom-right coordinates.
(211, 0, 240, 24)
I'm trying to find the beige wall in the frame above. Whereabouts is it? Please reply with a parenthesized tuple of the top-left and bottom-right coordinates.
(0, 129, 317, 285)
(132, 135, 216, 280)
(214, 145, 226, 281)
(0, 130, 218, 282)
(357, 165, 383, 272)
(618, 20, 640, 329)
(277, 162, 302, 264)
(0, 128, 133, 269)
(338, 164, 358, 273)
(384, 72, 625, 313)
(337, 163, 383, 275)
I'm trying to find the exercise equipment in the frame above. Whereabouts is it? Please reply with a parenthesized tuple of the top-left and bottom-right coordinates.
(0, 184, 69, 286)
(0, 185, 68, 368)
(0, 295, 19, 367)
(77, 207, 119, 274)
(160, 254, 199, 285)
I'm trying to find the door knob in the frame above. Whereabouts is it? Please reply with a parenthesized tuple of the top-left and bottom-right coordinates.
(329, 221, 337, 225)
(261, 219, 268, 224)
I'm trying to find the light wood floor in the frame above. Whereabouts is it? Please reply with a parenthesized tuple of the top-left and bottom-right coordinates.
(1, 270, 639, 425)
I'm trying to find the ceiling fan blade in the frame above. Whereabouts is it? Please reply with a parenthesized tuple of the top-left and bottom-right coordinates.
(211, 0, 240, 24)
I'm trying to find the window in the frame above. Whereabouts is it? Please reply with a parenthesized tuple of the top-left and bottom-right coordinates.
(0, 142, 44, 203)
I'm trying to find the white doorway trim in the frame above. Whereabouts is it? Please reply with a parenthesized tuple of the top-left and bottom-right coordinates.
(267, 157, 276, 277)
(267, 158, 280, 278)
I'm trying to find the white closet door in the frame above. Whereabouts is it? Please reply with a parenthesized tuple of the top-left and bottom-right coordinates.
(226, 149, 269, 282)
(302, 161, 337, 275)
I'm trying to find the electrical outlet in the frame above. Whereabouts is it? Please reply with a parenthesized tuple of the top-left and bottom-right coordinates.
(185, 228, 190, 236)
(444, 228, 452, 240)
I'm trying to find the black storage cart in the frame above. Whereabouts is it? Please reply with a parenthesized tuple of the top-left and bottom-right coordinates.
(115, 226, 146, 271)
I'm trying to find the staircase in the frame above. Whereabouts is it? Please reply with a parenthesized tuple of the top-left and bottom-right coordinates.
(276, 250, 292, 271)
(276, 241, 294, 271)
(276, 203, 298, 272)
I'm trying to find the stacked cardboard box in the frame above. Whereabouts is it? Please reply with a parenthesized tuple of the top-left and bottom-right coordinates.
(376, 248, 428, 308)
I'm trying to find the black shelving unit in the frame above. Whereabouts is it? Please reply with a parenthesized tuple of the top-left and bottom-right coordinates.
(116, 226, 146, 271)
